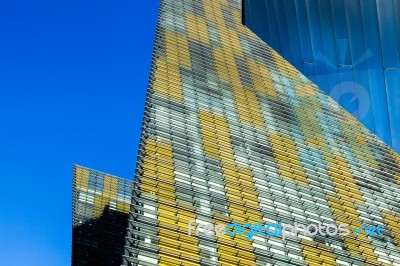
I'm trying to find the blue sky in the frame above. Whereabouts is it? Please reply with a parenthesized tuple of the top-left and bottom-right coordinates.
(0, 0, 159, 264)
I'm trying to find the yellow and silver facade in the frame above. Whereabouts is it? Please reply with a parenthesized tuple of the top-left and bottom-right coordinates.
(73, 165, 132, 223)
(123, 0, 400, 265)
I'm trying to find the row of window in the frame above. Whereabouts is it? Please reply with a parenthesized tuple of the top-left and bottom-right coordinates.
(141, 146, 399, 214)
(130, 189, 400, 266)
(139, 164, 398, 241)
(144, 115, 400, 197)
(148, 90, 393, 163)
(152, 109, 395, 173)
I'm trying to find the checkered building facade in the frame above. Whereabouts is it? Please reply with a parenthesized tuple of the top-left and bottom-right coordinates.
(123, 0, 400, 265)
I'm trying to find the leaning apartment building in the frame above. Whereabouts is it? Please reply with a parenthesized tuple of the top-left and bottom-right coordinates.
(72, 0, 400, 265)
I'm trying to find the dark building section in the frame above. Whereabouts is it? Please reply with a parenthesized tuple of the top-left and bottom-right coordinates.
(72, 165, 132, 266)
(72, 207, 129, 266)
(244, 0, 400, 153)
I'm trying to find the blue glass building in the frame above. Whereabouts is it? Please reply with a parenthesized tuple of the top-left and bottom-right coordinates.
(244, 0, 400, 153)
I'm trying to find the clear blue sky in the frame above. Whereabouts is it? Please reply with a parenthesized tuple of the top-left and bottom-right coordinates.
(0, 0, 159, 265)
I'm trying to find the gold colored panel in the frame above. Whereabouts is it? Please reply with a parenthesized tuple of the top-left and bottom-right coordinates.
(268, 134, 308, 186)
(142, 136, 200, 265)
(93, 196, 107, 219)
(382, 210, 400, 251)
(185, 13, 210, 45)
(198, 111, 263, 263)
(103, 175, 118, 199)
(75, 167, 90, 190)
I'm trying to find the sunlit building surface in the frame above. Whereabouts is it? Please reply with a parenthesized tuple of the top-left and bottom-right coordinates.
(120, 0, 400, 265)
(244, 0, 400, 153)
(72, 165, 132, 266)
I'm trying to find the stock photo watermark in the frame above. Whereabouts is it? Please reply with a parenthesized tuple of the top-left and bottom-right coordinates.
(188, 220, 384, 241)
(314, 39, 374, 124)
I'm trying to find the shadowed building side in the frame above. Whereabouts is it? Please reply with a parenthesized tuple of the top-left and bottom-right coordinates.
(72, 206, 129, 266)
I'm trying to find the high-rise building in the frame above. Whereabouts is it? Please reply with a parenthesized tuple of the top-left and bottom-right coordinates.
(122, 0, 400, 265)
(72, 165, 132, 266)
(244, 0, 400, 153)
